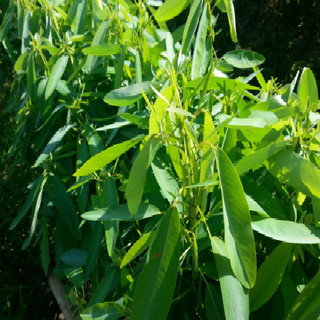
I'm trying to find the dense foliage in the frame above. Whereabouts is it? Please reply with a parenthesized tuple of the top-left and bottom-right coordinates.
(1, 0, 320, 319)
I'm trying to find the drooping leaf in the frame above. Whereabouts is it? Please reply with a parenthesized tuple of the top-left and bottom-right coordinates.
(45, 54, 69, 100)
(214, 147, 256, 289)
(250, 243, 292, 311)
(223, 0, 237, 42)
(265, 149, 320, 199)
(104, 82, 152, 107)
(74, 135, 144, 176)
(211, 237, 249, 320)
(251, 216, 320, 244)
(120, 232, 154, 269)
(33, 125, 73, 167)
(82, 44, 122, 56)
(126, 138, 162, 217)
(80, 302, 122, 320)
(131, 207, 180, 320)
(154, 0, 188, 22)
(180, 0, 202, 55)
(223, 50, 265, 69)
(81, 204, 161, 222)
(298, 67, 319, 110)
(286, 269, 320, 320)
(191, 3, 210, 80)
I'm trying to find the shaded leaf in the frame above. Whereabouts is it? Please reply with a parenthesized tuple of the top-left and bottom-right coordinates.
(80, 302, 122, 320)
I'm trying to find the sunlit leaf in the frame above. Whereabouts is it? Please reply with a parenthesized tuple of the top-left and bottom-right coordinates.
(223, 50, 265, 69)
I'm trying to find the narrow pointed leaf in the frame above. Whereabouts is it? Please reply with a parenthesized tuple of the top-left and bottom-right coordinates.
(131, 208, 180, 320)
(250, 243, 292, 311)
(74, 135, 144, 176)
(33, 125, 73, 167)
(45, 54, 69, 100)
(126, 138, 162, 217)
(251, 216, 320, 244)
(223, 0, 238, 42)
(211, 237, 249, 320)
(81, 204, 160, 222)
(214, 147, 256, 288)
(80, 302, 122, 320)
(82, 44, 121, 56)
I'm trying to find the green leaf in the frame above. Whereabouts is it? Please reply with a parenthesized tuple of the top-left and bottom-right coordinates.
(80, 302, 122, 320)
(104, 81, 152, 107)
(180, 0, 202, 55)
(251, 216, 320, 244)
(214, 147, 256, 288)
(223, 0, 238, 42)
(298, 67, 319, 109)
(120, 232, 154, 269)
(81, 204, 161, 222)
(45, 54, 69, 100)
(265, 149, 320, 199)
(166, 107, 195, 118)
(60, 249, 87, 267)
(235, 140, 290, 175)
(74, 0, 87, 35)
(119, 113, 149, 129)
(286, 269, 320, 320)
(33, 125, 73, 167)
(83, 21, 109, 73)
(14, 51, 29, 72)
(223, 50, 265, 69)
(82, 44, 122, 56)
(220, 114, 267, 128)
(126, 138, 162, 217)
(131, 207, 180, 320)
(88, 269, 116, 307)
(205, 284, 224, 320)
(191, 3, 210, 80)
(74, 135, 144, 176)
(211, 237, 249, 320)
(40, 222, 50, 275)
(154, 0, 188, 22)
(84, 222, 103, 281)
(250, 243, 292, 311)
(151, 157, 179, 204)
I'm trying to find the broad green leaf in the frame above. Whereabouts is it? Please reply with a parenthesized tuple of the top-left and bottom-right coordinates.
(154, 0, 188, 22)
(84, 222, 103, 281)
(250, 243, 292, 311)
(180, 0, 202, 55)
(80, 302, 122, 320)
(33, 125, 73, 167)
(45, 54, 69, 100)
(235, 140, 290, 175)
(286, 269, 320, 320)
(131, 207, 180, 320)
(74, 135, 144, 176)
(60, 249, 87, 267)
(223, 0, 238, 42)
(126, 138, 162, 217)
(251, 216, 320, 244)
(223, 50, 265, 69)
(15, 51, 29, 72)
(82, 44, 122, 56)
(83, 21, 108, 73)
(185, 76, 260, 91)
(74, 0, 87, 35)
(104, 82, 152, 107)
(167, 107, 195, 118)
(88, 269, 116, 307)
(81, 204, 161, 222)
(211, 237, 249, 320)
(265, 149, 320, 199)
(119, 113, 149, 129)
(85, 124, 104, 156)
(191, 3, 210, 80)
(215, 147, 256, 288)
(120, 232, 154, 269)
(298, 67, 319, 109)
